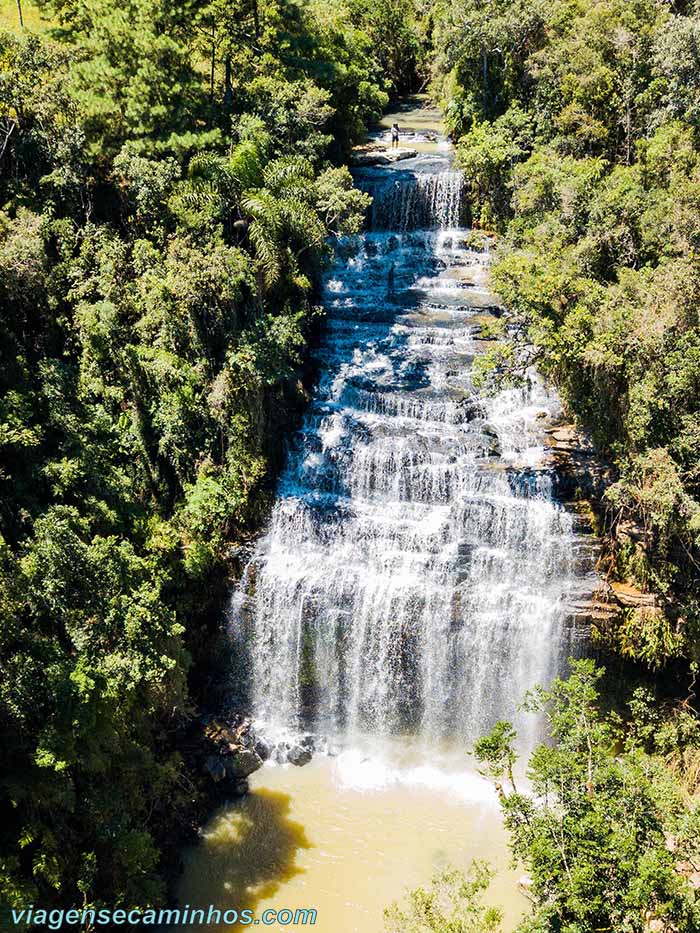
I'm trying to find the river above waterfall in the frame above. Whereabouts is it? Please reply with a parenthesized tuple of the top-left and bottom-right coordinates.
(176, 112, 595, 932)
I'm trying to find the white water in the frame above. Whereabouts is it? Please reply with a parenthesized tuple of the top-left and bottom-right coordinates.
(228, 151, 592, 753)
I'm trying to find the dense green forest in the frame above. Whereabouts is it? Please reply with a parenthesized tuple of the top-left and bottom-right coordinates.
(432, 0, 700, 671)
(4, 0, 700, 927)
(426, 0, 700, 928)
(0, 0, 420, 914)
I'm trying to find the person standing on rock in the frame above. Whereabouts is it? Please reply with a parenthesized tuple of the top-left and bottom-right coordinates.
(391, 122, 400, 147)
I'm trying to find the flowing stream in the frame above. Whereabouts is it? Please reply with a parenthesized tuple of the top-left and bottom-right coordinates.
(175, 104, 595, 932)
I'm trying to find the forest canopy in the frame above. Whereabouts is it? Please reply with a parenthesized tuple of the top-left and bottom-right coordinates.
(4, 0, 700, 922)
(431, 0, 700, 670)
(0, 0, 420, 913)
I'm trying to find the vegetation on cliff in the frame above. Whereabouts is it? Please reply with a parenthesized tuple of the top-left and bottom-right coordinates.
(431, 0, 700, 670)
(0, 0, 426, 913)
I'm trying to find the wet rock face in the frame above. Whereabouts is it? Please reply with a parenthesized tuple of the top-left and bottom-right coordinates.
(200, 718, 264, 793)
(273, 744, 289, 764)
(544, 419, 671, 631)
(225, 748, 263, 780)
(287, 745, 313, 767)
(266, 739, 315, 766)
(254, 738, 273, 761)
(544, 421, 612, 503)
(203, 755, 226, 783)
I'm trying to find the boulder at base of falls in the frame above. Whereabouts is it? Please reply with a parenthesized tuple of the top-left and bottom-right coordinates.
(254, 738, 273, 761)
(287, 745, 313, 767)
(224, 747, 263, 780)
(203, 755, 226, 783)
(199, 716, 265, 787)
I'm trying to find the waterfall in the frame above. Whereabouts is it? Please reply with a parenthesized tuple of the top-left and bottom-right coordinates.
(360, 168, 466, 230)
(230, 159, 593, 749)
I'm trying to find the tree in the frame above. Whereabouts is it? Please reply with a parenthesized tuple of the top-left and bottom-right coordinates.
(475, 660, 700, 932)
(385, 862, 503, 933)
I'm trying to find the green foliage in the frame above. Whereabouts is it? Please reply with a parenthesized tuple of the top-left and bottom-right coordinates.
(346, 0, 423, 99)
(0, 0, 379, 913)
(431, 0, 700, 667)
(476, 661, 700, 932)
(457, 106, 533, 229)
(431, 0, 547, 136)
(472, 720, 517, 790)
(384, 861, 503, 933)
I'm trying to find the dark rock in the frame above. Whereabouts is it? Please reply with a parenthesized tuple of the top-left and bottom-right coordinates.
(615, 519, 647, 544)
(254, 738, 272, 761)
(241, 726, 257, 749)
(287, 745, 313, 767)
(481, 425, 501, 457)
(224, 748, 263, 780)
(300, 734, 315, 750)
(273, 744, 288, 764)
(456, 541, 476, 584)
(203, 755, 226, 783)
(234, 779, 250, 796)
(204, 719, 237, 745)
(456, 398, 483, 423)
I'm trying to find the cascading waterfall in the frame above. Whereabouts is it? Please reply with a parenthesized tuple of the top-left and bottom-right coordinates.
(362, 168, 466, 230)
(230, 157, 592, 751)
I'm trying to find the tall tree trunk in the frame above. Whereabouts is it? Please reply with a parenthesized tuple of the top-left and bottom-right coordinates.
(251, 0, 260, 40)
(210, 26, 216, 103)
(223, 57, 233, 108)
(17, 0, 24, 28)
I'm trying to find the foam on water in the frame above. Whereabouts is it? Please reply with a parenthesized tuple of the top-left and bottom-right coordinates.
(332, 748, 498, 805)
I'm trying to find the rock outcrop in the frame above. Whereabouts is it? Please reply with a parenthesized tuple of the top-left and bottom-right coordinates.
(609, 581, 658, 609)
(543, 418, 672, 647)
(199, 717, 264, 794)
(287, 745, 313, 767)
(350, 146, 418, 166)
